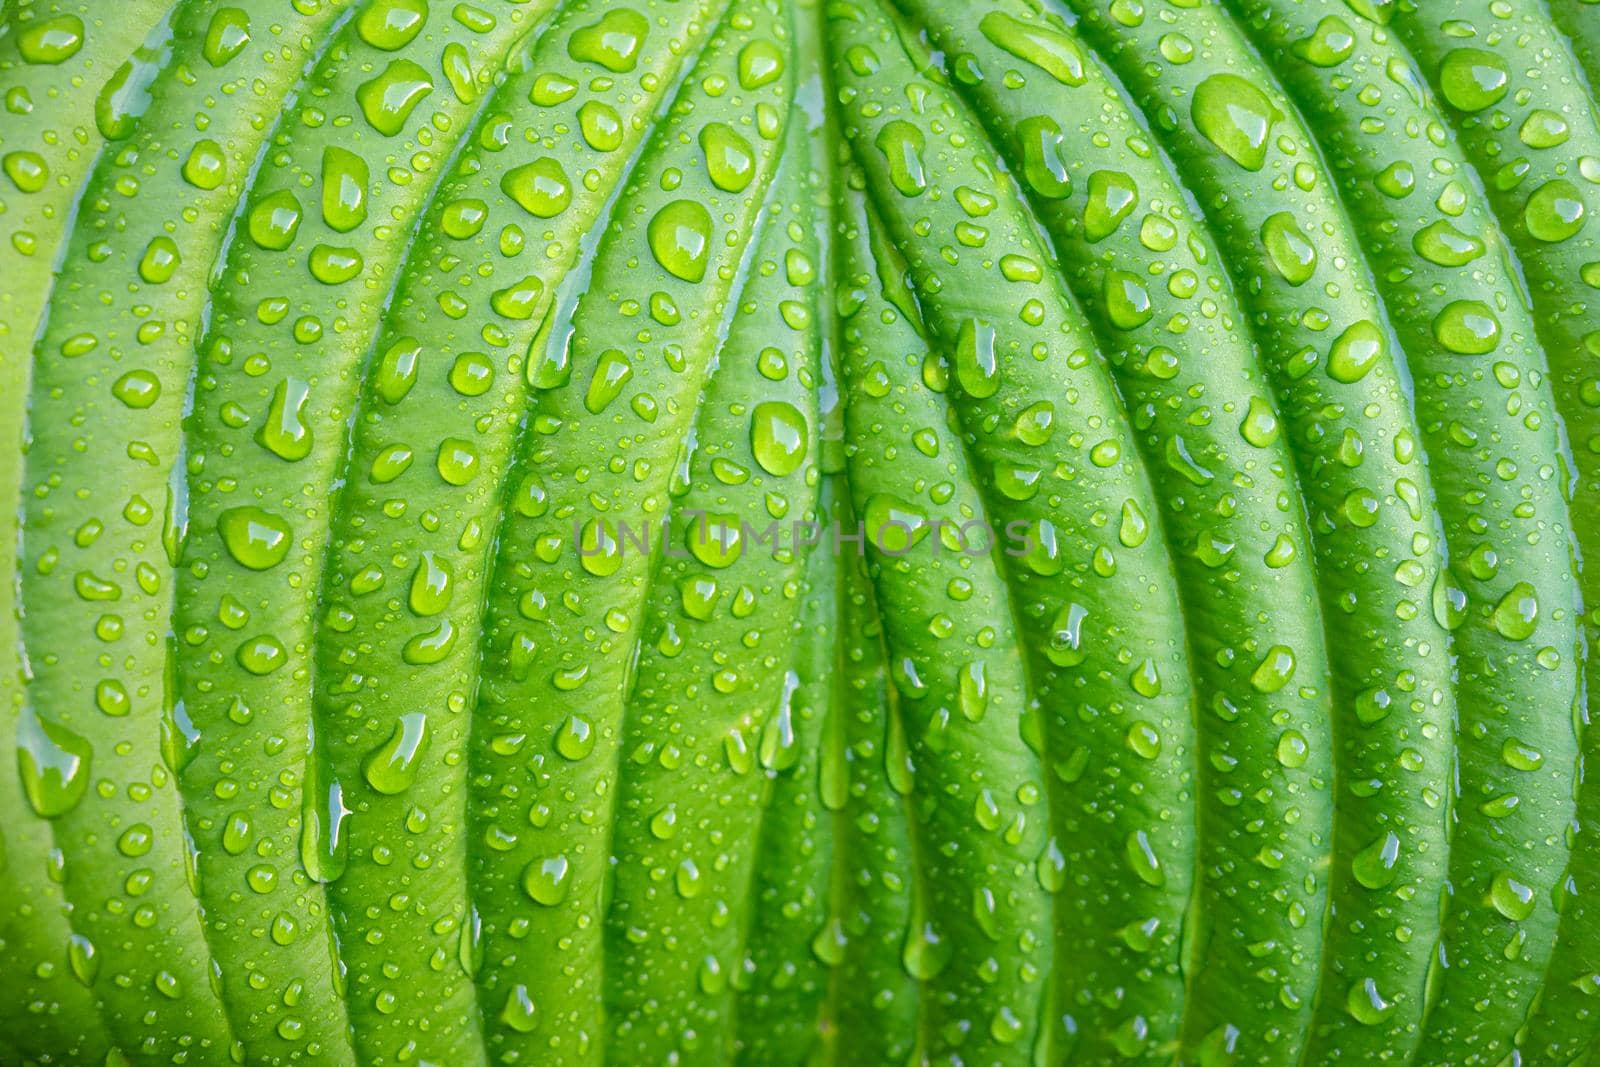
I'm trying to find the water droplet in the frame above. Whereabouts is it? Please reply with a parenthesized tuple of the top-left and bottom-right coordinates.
(500, 985, 538, 1032)
(1193, 73, 1281, 171)
(902, 919, 949, 980)
(375, 338, 422, 403)
(750, 401, 807, 476)
(979, 11, 1086, 85)
(1260, 212, 1317, 285)
(182, 140, 227, 190)
(112, 370, 161, 410)
(1438, 48, 1509, 112)
(218, 507, 292, 570)
(1375, 160, 1415, 199)
(1489, 870, 1536, 921)
(248, 190, 303, 251)
(578, 518, 622, 577)
(1352, 830, 1401, 889)
(1355, 686, 1392, 725)
(1250, 645, 1296, 693)
(1104, 271, 1153, 329)
(1017, 117, 1070, 199)
(567, 9, 648, 72)
(1491, 582, 1538, 640)
(687, 513, 743, 569)
(1412, 219, 1484, 266)
(865, 494, 929, 556)
(1127, 721, 1161, 759)
(116, 823, 152, 857)
(1480, 792, 1521, 818)
(358, 0, 428, 51)
(1126, 830, 1165, 886)
(16, 710, 92, 817)
(310, 244, 363, 285)
(222, 811, 252, 855)
(1432, 300, 1501, 354)
(700, 122, 755, 192)
(1014, 401, 1055, 446)
(1346, 977, 1394, 1025)
(954, 318, 999, 398)
(1519, 109, 1570, 149)
(237, 636, 287, 675)
(356, 59, 434, 136)
(1502, 738, 1544, 771)
(3, 150, 47, 192)
(522, 854, 571, 905)
(1277, 729, 1309, 768)
(1240, 396, 1280, 447)
(1084, 170, 1137, 241)
(321, 147, 369, 233)
(257, 378, 313, 461)
(1292, 15, 1356, 67)
(738, 39, 784, 89)
(409, 552, 453, 616)
(555, 715, 595, 760)
(300, 777, 349, 883)
(675, 857, 703, 898)
(203, 7, 251, 67)
(1524, 179, 1586, 243)
(436, 438, 480, 485)
(875, 120, 927, 198)
(1046, 602, 1088, 667)
(136, 237, 179, 285)
(18, 15, 85, 65)
(584, 349, 633, 415)
(502, 157, 572, 218)
(577, 100, 623, 152)
(67, 934, 98, 986)
(648, 200, 712, 282)
(1120, 500, 1149, 548)
(362, 712, 429, 795)
(1327, 320, 1385, 383)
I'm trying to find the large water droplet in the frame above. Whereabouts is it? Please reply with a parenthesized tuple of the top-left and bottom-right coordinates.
(1491, 582, 1538, 641)
(16, 710, 92, 817)
(203, 7, 251, 67)
(979, 11, 1086, 85)
(218, 507, 292, 570)
(321, 147, 369, 233)
(1524, 179, 1586, 243)
(1193, 73, 1281, 171)
(750, 401, 808, 476)
(1489, 870, 1536, 921)
(522, 854, 571, 905)
(363, 713, 429, 795)
(502, 157, 572, 218)
(257, 379, 313, 461)
(648, 200, 712, 282)
(1327, 320, 1385, 383)
(1438, 48, 1509, 112)
(700, 122, 755, 193)
(1352, 831, 1400, 888)
(356, 59, 434, 136)
(567, 9, 648, 72)
(1431, 300, 1501, 354)
(18, 15, 85, 65)
(875, 120, 927, 198)
(358, 0, 428, 51)
(738, 39, 785, 89)
(248, 190, 303, 251)
(1260, 212, 1317, 285)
